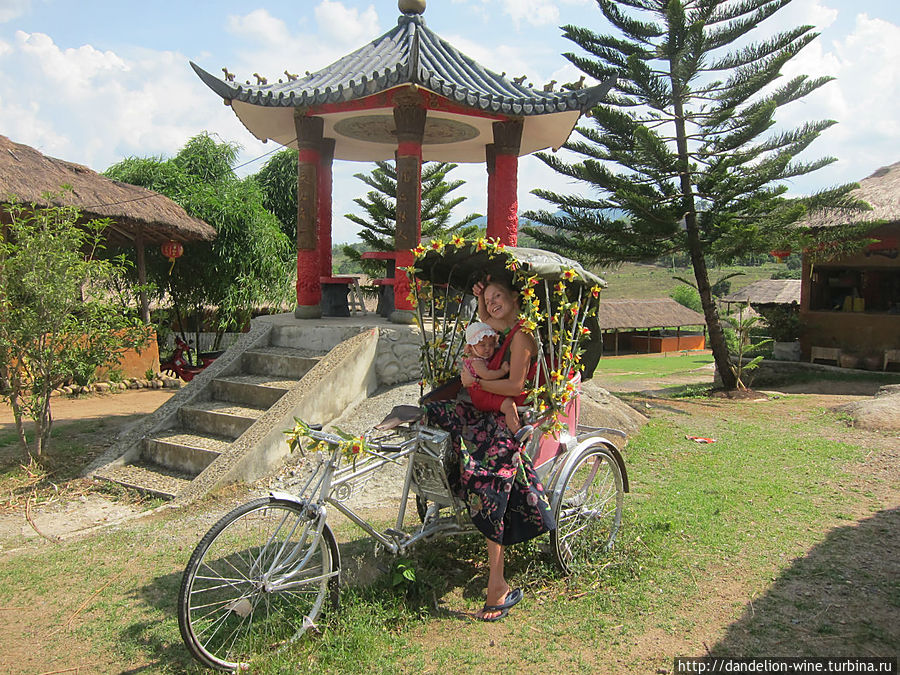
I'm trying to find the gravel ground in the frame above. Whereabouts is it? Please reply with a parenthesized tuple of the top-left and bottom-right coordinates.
(263, 381, 424, 511)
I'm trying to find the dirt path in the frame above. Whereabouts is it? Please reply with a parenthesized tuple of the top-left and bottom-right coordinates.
(0, 390, 175, 432)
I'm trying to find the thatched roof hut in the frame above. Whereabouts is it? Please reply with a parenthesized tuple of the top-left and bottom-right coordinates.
(1, 134, 217, 323)
(0, 134, 215, 245)
(722, 279, 801, 306)
(596, 298, 705, 330)
(798, 161, 900, 229)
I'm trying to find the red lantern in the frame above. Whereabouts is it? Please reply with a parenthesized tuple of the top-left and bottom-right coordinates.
(770, 248, 791, 263)
(161, 240, 184, 274)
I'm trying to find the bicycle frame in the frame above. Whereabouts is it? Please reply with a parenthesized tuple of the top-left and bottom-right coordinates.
(283, 424, 476, 559)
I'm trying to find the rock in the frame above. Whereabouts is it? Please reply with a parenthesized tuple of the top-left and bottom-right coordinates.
(94, 382, 110, 393)
(876, 384, 900, 397)
(150, 379, 162, 389)
(50, 388, 62, 397)
(833, 392, 900, 432)
(579, 380, 649, 437)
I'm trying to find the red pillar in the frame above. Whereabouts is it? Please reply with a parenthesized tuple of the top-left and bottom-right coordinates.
(490, 120, 523, 246)
(294, 114, 324, 319)
(391, 93, 426, 323)
(317, 137, 335, 279)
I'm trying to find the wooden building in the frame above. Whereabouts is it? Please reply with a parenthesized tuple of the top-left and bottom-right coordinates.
(596, 298, 706, 355)
(797, 162, 900, 369)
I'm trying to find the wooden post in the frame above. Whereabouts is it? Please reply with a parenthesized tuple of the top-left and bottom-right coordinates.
(135, 230, 150, 325)
(485, 143, 496, 238)
(489, 119, 523, 246)
(294, 114, 324, 319)
(391, 88, 426, 324)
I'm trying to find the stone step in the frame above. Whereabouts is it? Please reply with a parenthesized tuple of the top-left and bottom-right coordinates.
(269, 323, 369, 352)
(94, 461, 194, 500)
(178, 400, 266, 438)
(242, 346, 320, 379)
(143, 428, 232, 475)
(211, 374, 293, 408)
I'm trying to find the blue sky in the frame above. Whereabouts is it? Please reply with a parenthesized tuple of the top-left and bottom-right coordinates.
(1, 0, 898, 243)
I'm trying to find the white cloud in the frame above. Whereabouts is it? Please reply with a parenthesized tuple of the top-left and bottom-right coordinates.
(16, 30, 127, 94)
(226, 9, 292, 46)
(0, 31, 239, 172)
(776, 12, 900, 190)
(0, 0, 31, 23)
(221, 4, 382, 86)
(500, 0, 560, 28)
(314, 0, 379, 46)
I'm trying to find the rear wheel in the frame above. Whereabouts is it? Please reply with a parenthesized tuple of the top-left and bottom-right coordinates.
(551, 445, 623, 574)
(178, 497, 339, 671)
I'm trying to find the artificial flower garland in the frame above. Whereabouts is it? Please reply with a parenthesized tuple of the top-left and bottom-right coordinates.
(406, 236, 603, 434)
(285, 417, 372, 464)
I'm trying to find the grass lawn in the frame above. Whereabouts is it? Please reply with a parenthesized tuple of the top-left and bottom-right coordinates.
(593, 352, 714, 382)
(1, 383, 896, 673)
(598, 262, 789, 300)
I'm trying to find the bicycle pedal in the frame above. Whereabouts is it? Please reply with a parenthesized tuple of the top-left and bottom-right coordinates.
(384, 528, 409, 542)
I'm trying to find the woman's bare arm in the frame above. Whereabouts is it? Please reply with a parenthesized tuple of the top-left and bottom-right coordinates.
(476, 332, 535, 396)
(472, 280, 489, 322)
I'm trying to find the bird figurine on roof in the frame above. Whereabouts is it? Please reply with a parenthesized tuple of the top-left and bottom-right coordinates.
(543, 80, 557, 92)
(285, 70, 299, 81)
(563, 76, 586, 90)
(253, 73, 268, 85)
(222, 67, 235, 82)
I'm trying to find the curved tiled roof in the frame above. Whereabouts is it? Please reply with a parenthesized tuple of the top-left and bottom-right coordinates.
(191, 14, 611, 117)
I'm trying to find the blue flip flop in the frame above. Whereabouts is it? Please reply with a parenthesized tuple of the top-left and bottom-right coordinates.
(477, 587, 523, 621)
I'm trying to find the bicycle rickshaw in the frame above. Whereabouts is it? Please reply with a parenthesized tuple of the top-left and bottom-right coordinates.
(177, 239, 630, 671)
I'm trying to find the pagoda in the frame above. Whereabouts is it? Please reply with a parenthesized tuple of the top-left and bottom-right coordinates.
(191, 0, 612, 322)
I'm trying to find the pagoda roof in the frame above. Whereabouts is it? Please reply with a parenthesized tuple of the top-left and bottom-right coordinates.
(190, 13, 613, 162)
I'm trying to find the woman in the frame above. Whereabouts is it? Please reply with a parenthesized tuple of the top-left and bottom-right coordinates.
(425, 277, 556, 621)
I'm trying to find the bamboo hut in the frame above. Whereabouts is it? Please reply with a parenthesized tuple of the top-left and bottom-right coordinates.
(0, 134, 216, 323)
(722, 279, 801, 308)
(596, 298, 706, 355)
(795, 161, 900, 367)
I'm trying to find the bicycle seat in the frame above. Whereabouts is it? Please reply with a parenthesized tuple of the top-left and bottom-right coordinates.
(375, 405, 422, 430)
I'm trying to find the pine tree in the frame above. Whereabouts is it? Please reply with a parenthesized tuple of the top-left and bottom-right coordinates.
(343, 161, 480, 276)
(525, 0, 864, 390)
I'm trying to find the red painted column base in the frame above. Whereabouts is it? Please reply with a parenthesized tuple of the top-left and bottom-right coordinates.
(392, 249, 416, 313)
(296, 248, 321, 310)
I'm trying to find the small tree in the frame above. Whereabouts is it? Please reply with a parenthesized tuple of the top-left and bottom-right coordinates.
(0, 199, 150, 457)
(524, 0, 866, 390)
(106, 133, 294, 350)
(342, 161, 480, 277)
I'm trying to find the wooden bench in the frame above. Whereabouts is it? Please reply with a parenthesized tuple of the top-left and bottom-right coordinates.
(360, 252, 400, 317)
(319, 276, 366, 317)
(810, 346, 841, 365)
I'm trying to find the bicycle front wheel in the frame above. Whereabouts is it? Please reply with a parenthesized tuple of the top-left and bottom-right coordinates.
(551, 445, 623, 575)
(178, 496, 340, 671)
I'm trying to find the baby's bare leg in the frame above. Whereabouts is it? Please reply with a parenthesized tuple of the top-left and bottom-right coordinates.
(500, 397, 520, 433)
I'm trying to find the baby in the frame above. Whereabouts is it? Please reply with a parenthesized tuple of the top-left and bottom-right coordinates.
(462, 322, 520, 432)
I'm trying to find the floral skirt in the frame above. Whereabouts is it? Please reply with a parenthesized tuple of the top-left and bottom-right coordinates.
(425, 399, 556, 546)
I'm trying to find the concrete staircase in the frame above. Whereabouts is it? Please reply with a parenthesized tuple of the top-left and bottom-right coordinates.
(87, 313, 419, 504)
(95, 339, 322, 499)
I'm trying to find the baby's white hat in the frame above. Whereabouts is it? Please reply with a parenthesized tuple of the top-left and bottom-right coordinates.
(465, 321, 497, 345)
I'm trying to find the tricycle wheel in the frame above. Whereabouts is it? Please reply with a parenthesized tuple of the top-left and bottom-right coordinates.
(550, 445, 623, 575)
(178, 496, 339, 671)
